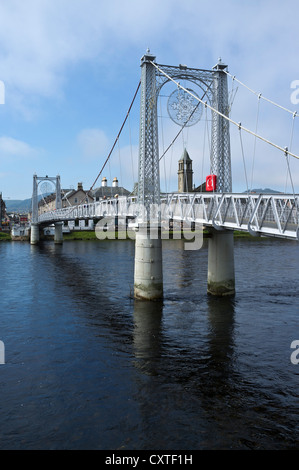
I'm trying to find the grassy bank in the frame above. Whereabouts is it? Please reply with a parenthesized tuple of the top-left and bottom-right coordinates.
(0, 232, 11, 241)
(62, 229, 263, 241)
(63, 231, 99, 241)
(0, 229, 268, 242)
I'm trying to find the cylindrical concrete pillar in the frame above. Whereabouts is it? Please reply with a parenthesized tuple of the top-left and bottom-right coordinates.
(54, 223, 63, 244)
(134, 226, 163, 300)
(207, 228, 235, 296)
(30, 224, 40, 245)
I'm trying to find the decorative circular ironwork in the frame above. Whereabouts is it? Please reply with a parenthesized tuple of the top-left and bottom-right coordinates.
(167, 87, 203, 126)
(39, 181, 54, 196)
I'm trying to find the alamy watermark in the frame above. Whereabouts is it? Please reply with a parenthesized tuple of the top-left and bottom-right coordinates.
(0, 340, 5, 364)
(0, 80, 5, 105)
(95, 218, 203, 251)
(290, 340, 299, 365)
(95, 203, 203, 251)
(290, 80, 299, 105)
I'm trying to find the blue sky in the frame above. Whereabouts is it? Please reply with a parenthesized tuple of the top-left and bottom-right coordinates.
(0, 0, 299, 200)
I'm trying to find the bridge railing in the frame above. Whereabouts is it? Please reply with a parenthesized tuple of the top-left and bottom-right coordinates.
(161, 193, 299, 239)
(37, 193, 299, 239)
(38, 196, 138, 223)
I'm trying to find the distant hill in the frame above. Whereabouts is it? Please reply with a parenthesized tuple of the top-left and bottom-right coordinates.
(4, 198, 32, 213)
(4, 191, 56, 213)
(4, 193, 53, 213)
(244, 188, 282, 194)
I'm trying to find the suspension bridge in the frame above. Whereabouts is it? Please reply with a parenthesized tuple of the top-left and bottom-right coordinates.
(30, 50, 299, 300)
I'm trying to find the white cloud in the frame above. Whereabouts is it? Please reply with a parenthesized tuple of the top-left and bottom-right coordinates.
(77, 128, 109, 159)
(0, 0, 297, 106)
(0, 136, 39, 158)
(0, 0, 172, 97)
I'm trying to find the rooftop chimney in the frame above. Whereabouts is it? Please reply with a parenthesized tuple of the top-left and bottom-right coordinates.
(102, 177, 107, 187)
(112, 177, 118, 187)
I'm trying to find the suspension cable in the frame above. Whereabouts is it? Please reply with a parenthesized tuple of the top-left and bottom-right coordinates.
(89, 80, 141, 192)
(225, 71, 297, 117)
(250, 93, 261, 191)
(285, 147, 296, 193)
(200, 105, 209, 192)
(128, 111, 135, 186)
(285, 112, 297, 193)
(66, 80, 141, 213)
(284, 147, 298, 218)
(151, 62, 299, 161)
(238, 123, 249, 194)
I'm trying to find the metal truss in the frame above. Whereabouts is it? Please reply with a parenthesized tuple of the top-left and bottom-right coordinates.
(137, 51, 160, 221)
(154, 63, 214, 100)
(37, 193, 299, 240)
(210, 62, 232, 192)
(136, 53, 232, 225)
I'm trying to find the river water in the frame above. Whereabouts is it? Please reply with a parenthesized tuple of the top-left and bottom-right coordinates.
(0, 237, 298, 450)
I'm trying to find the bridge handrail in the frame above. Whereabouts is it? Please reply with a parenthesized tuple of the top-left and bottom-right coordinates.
(36, 193, 299, 240)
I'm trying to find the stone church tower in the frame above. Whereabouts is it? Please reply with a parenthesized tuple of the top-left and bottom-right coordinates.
(178, 148, 193, 192)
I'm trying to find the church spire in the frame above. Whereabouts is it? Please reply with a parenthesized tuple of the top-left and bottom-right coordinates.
(178, 148, 193, 192)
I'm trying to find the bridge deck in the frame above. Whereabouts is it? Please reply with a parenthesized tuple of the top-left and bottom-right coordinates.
(37, 193, 299, 240)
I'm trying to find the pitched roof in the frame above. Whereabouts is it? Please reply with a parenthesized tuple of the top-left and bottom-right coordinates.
(179, 148, 192, 162)
(92, 186, 131, 198)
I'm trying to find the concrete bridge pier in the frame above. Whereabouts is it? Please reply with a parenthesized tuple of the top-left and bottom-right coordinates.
(207, 228, 235, 296)
(134, 225, 163, 301)
(54, 222, 63, 244)
(30, 224, 40, 245)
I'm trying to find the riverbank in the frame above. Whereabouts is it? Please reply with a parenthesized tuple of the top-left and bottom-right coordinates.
(62, 229, 264, 241)
(0, 229, 270, 242)
(0, 232, 11, 241)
